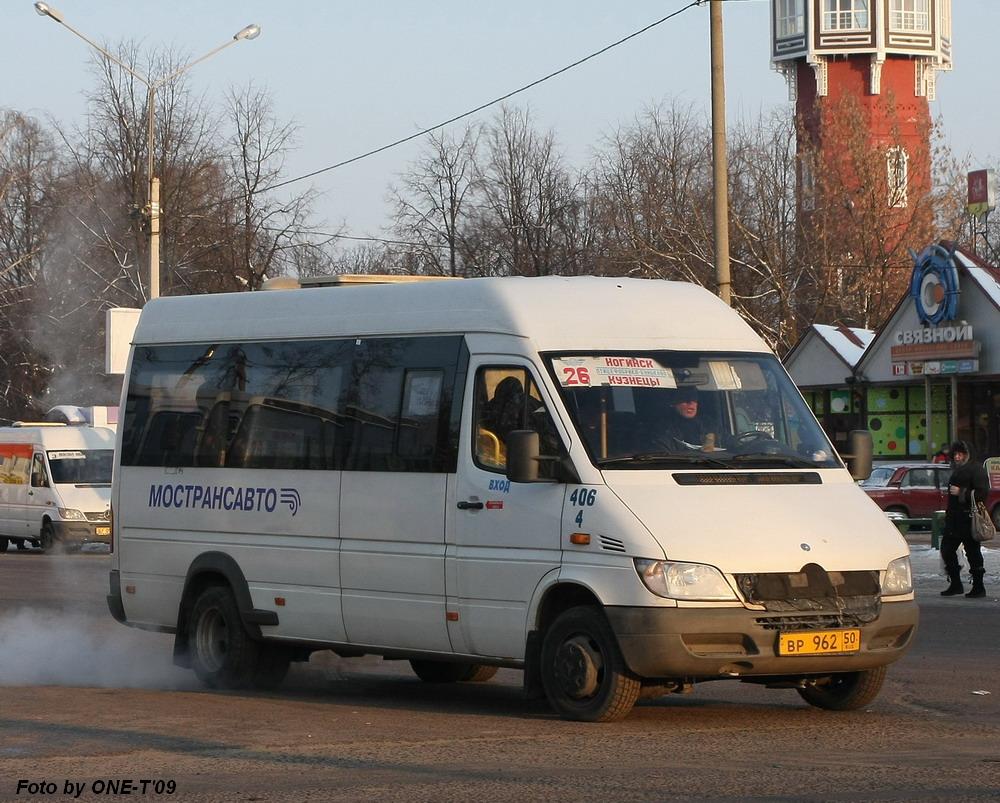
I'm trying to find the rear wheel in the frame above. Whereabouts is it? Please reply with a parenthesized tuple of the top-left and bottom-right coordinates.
(540, 605, 641, 722)
(409, 659, 496, 683)
(0, 538, 7, 553)
(189, 586, 260, 689)
(797, 666, 887, 711)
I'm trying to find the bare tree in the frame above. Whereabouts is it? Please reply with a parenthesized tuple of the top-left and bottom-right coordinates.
(390, 125, 480, 277)
(593, 102, 714, 284)
(0, 111, 56, 418)
(215, 82, 317, 290)
(474, 106, 581, 276)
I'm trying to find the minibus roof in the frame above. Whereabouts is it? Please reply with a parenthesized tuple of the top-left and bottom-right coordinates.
(0, 426, 116, 448)
(132, 276, 769, 354)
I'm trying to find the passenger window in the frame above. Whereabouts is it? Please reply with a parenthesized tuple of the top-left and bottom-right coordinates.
(30, 454, 49, 488)
(121, 336, 468, 473)
(902, 469, 933, 488)
(935, 468, 952, 489)
(474, 367, 563, 477)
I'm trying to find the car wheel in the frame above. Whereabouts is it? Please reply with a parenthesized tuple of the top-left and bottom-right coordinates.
(540, 605, 641, 722)
(409, 660, 494, 683)
(885, 506, 908, 517)
(188, 586, 260, 689)
(0, 538, 7, 553)
(38, 523, 55, 554)
(797, 666, 887, 711)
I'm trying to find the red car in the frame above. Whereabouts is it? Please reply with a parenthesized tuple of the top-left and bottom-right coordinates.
(863, 462, 1000, 527)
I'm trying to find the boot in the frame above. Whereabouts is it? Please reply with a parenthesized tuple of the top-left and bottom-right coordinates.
(965, 569, 986, 599)
(940, 570, 964, 596)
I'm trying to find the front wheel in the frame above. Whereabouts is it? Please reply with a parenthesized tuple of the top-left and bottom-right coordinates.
(540, 606, 641, 722)
(38, 523, 55, 554)
(188, 586, 260, 689)
(796, 666, 887, 711)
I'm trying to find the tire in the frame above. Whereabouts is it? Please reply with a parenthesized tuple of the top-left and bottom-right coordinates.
(188, 586, 261, 689)
(38, 523, 55, 554)
(796, 666, 887, 711)
(251, 645, 291, 690)
(462, 664, 499, 683)
(539, 605, 641, 722)
(0, 538, 7, 553)
(409, 659, 493, 683)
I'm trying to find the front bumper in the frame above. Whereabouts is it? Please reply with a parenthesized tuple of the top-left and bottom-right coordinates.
(605, 600, 918, 679)
(51, 521, 112, 546)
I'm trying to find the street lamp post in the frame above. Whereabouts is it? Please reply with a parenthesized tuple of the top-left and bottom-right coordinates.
(34, 3, 260, 300)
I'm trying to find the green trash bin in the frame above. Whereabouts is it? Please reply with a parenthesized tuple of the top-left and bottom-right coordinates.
(931, 510, 947, 550)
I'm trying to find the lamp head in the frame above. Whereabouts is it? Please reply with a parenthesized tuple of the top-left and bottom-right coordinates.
(34, 2, 64, 22)
(234, 24, 261, 41)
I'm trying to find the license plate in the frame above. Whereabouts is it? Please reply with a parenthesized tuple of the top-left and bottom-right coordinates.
(95, 526, 111, 537)
(778, 629, 861, 656)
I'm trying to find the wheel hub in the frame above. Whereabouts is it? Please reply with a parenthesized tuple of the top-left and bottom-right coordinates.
(553, 635, 602, 699)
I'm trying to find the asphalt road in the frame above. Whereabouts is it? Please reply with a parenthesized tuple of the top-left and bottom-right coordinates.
(1, 547, 998, 802)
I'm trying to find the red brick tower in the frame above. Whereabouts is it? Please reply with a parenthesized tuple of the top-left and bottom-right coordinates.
(770, 1, 952, 322)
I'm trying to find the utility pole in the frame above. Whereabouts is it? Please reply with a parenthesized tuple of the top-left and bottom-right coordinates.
(709, 0, 732, 305)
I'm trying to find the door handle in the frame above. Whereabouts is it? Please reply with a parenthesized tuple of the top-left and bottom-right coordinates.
(457, 500, 484, 510)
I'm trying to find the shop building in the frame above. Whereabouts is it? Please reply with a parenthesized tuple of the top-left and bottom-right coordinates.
(785, 243, 1000, 461)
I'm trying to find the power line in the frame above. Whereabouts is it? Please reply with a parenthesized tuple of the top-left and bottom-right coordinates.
(264, 1, 701, 194)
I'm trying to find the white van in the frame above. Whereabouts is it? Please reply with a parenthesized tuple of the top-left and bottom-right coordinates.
(108, 277, 916, 721)
(0, 425, 115, 552)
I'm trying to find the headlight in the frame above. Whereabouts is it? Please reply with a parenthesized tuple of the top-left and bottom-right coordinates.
(57, 508, 85, 521)
(634, 558, 737, 601)
(883, 556, 913, 596)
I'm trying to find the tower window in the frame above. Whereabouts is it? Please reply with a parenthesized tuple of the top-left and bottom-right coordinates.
(889, 0, 931, 33)
(776, 0, 805, 38)
(887, 147, 909, 208)
(822, 0, 869, 31)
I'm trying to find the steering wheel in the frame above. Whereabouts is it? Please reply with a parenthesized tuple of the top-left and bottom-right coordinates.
(733, 430, 781, 454)
(735, 430, 773, 445)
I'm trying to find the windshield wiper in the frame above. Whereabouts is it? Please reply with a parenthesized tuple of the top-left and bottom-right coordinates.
(596, 452, 730, 469)
(726, 453, 820, 468)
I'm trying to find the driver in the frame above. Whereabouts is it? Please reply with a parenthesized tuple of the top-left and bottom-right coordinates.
(659, 386, 714, 450)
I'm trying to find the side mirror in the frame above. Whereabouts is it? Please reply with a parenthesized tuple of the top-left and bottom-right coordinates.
(505, 430, 579, 484)
(845, 429, 873, 481)
(506, 430, 540, 483)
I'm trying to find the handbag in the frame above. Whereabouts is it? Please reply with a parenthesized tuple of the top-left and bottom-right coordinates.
(970, 491, 996, 543)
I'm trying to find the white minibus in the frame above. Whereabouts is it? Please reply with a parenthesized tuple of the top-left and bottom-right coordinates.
(0, 424, 114, 552)
(108, 277, 916, 721)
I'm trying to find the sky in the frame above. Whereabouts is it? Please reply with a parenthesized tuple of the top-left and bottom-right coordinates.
(4, 0, 999, 252)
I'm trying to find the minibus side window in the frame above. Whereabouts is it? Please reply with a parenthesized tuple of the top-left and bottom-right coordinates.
(122, 336, 467, 473)
(473, 367, 563, 478)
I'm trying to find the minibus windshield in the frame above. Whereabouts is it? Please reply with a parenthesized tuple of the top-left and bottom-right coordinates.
(547, 352, 840, 470)
(47, 449, 114, 485)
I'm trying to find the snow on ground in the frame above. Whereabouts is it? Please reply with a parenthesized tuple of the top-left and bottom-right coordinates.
(908, 539, 999, 593)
